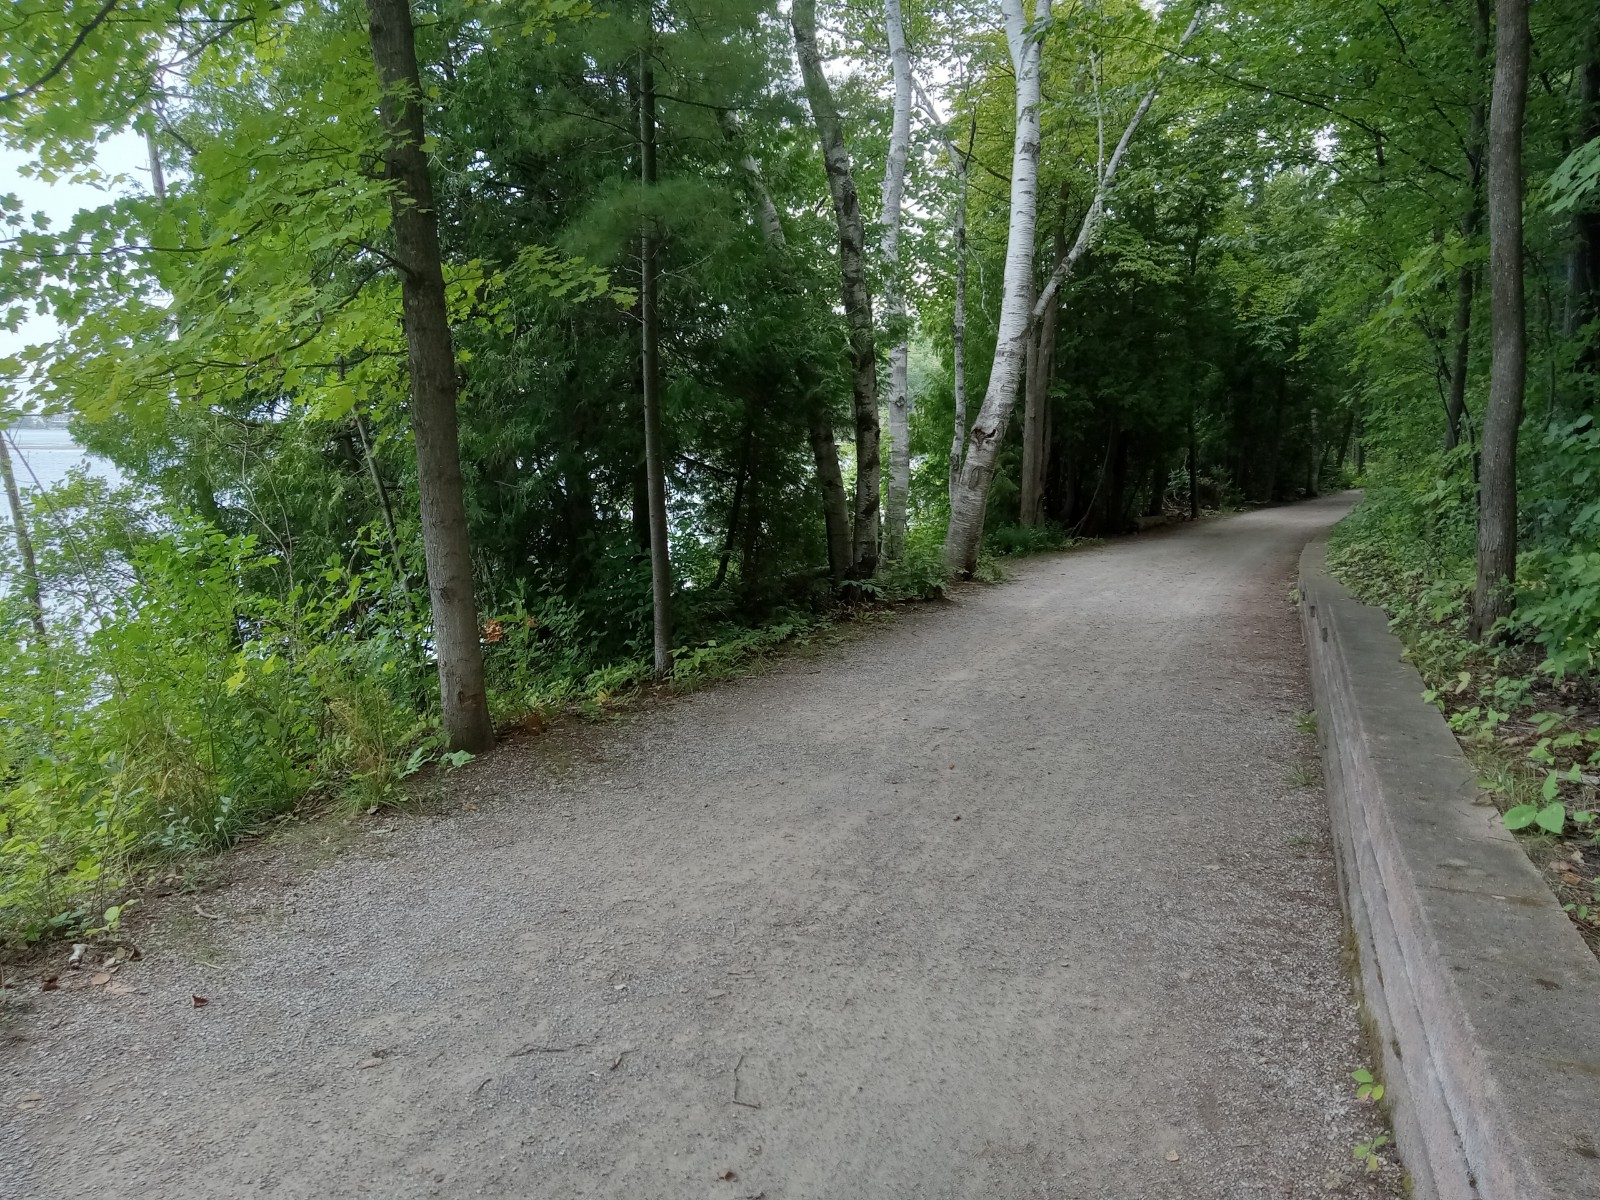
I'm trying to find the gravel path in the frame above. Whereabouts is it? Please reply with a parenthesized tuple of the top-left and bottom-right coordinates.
(2, 495, 1401, 1199)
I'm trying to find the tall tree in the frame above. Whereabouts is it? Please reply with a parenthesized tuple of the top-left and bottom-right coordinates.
(364, 0, 493, 750)
(720, 110, 854, 584)
(944, 3, 1202, 572)
(879, 0, 913, 563)
(942, 0, 1049, 575)
(1468, 0, 1530, 641)
(793, 0, 882, 579)
(1445, 0, 1491, 452)
(639, 37, 674, 677)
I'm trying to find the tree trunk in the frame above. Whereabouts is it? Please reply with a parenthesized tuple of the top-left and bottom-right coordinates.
(1020, 218, 1066, 526)
(716, 413, 754, 590)
(879, 0, 913, 563)
(1144, 455, 1166, 517)
(354, 412, 410, 594)
(1446, 0, 1491, 450)
(942, 0, 1047, 573)
(1445, 252, 1477, 450)
(1306, 408, 1320, 497)
(639, 47, 674, 676)
(1468, 0, 1530, 641)
(1187, 408, 1199, 519)
(720, 108, 852, 584)
(946, 4, 1205, 573)
(792, 0, 881, 578)
(0, 430, 46, 641)
(948, 123, 972, 505)
(1566, 31, 1600, 376)
(363, 0, 491, 752)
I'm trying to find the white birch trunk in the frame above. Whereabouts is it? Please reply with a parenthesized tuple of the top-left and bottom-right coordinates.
(941, 0, 1049, 575)
(942, 3, 1206, 574)
(880, 0, 913, 563)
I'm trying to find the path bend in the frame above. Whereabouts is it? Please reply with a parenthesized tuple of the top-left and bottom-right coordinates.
(1, 494, 1400, 1199)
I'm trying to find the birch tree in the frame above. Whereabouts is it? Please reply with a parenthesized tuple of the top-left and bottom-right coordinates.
(943, 3, 1206, 574)
(941, 0, 1049, 575)
(879, 0, 913, 563)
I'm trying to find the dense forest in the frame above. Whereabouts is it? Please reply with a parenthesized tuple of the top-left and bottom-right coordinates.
(1, 0, 1596, 940)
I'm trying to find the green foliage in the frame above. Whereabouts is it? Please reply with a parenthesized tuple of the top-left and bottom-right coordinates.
(1352, 1134, 1390, 1173)
(1351, 1068, 1385, 1104)
(985, 522, 1076, 558)
(0, 482, 428, 940)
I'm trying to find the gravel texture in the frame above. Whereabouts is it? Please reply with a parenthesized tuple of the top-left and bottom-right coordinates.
(1, 495, 1402, 1199)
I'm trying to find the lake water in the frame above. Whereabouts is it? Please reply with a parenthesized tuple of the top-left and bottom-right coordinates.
(5, 426, 121, 492)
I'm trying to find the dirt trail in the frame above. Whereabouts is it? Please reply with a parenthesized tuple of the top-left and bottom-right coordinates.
(2, 495, 1401, 1199)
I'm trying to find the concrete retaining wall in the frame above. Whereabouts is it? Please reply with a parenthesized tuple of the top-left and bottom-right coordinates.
(1300, 541, 1600, 1199)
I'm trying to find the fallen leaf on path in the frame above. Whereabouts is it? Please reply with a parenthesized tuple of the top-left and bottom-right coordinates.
(191, 994, 208, 1008)
(193, 905, 223, 920)
(1166, 1151, 1180, 1162)
(718, 1170, 737, 1182)
(40, 976, 59, 992)
(90, 973, 111, 986)
(16, 1092, 43, 1111)
(358, 1058, 385, 1070)
(1564, 872, 1583, 885)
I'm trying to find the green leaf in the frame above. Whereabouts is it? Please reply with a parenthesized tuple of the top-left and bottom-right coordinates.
(1503, 804, 1538, 831)
(1535, 803, 1567, 835)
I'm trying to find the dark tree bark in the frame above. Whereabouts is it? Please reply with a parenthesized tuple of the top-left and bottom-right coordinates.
(720, 109, 852, 585)
(792, 0, 880, 578)
(1566, 32, 1600, 377)
(0, 431, 46, 641)
(1144, 455, 1167, 517)
(1187, 408, 1199, 520)
(364, 0, 491, 751)
(1446, 0, 1491, 450)
(716, 412, 754, 590)
(1469, 0, 1530, 641)
(1020, 215, 1066, 527)
(1335, 408, 1355, 474)
(638, 46, 673, 676)
(1306, 408, 1320, 498)
(354, 412, 409, 593)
